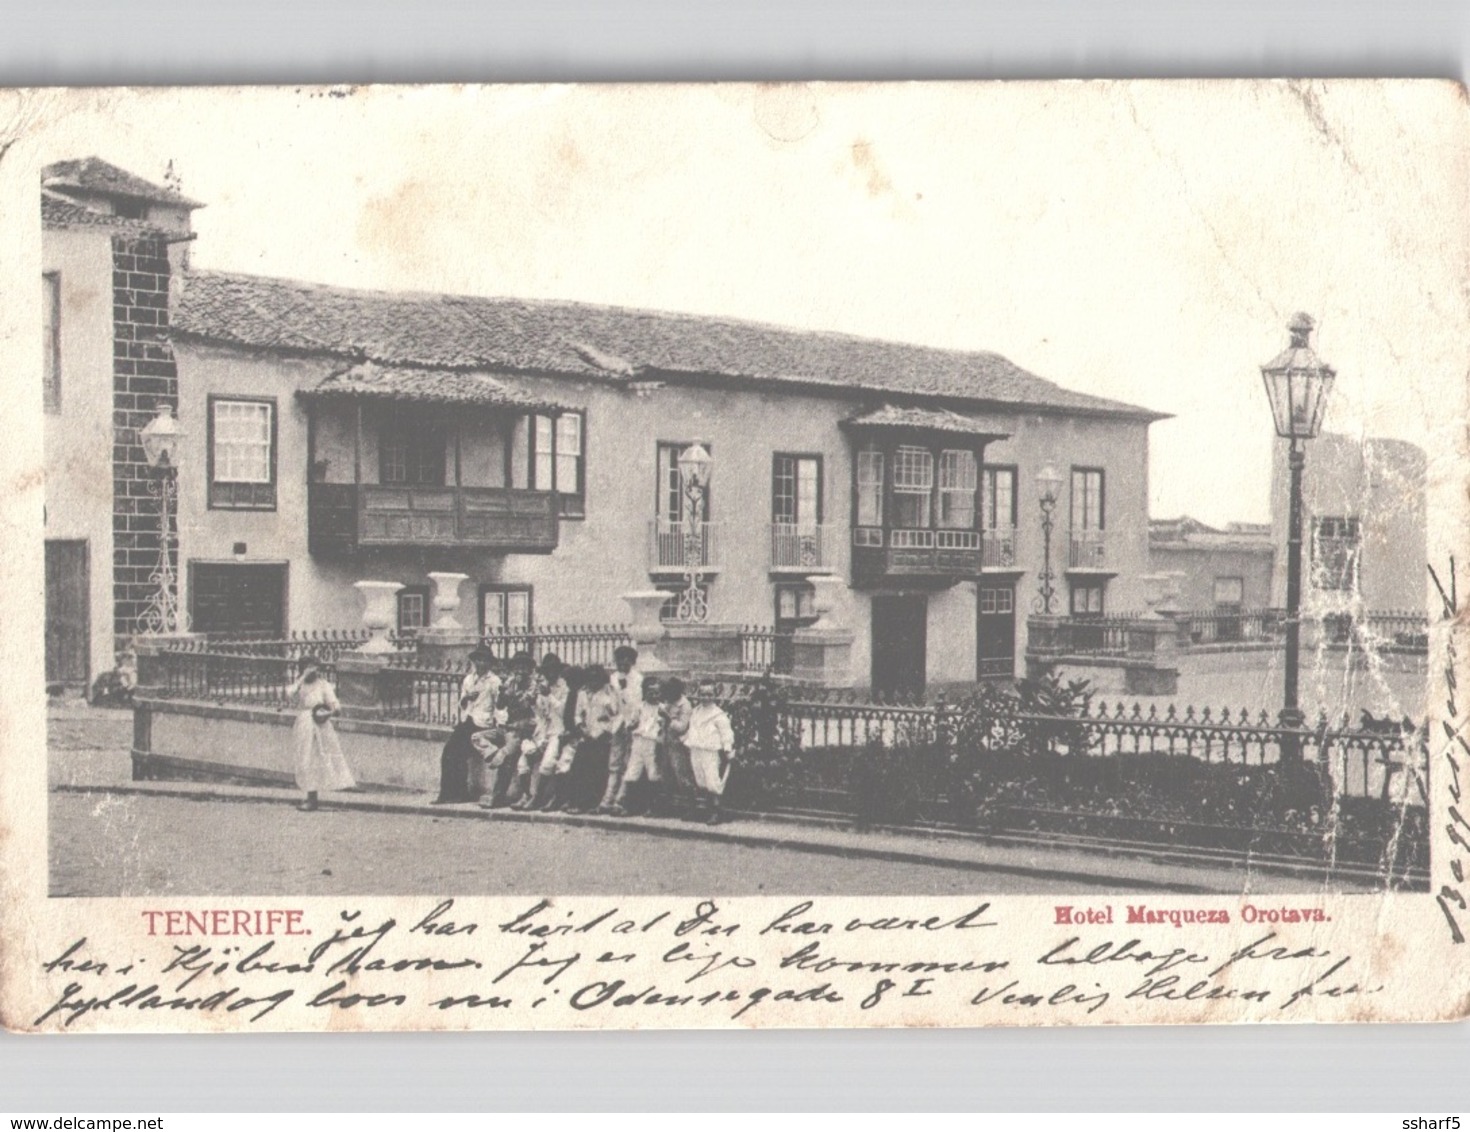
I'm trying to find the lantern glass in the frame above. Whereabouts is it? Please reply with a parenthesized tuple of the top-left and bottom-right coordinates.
(1260, 315, 1335, 440)
(139, 404, 185, 469)
(1035, 463, 1064, 503)
(678, 441, 713, 491)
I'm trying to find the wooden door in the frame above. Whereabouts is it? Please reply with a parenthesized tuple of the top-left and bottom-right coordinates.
(871, 594, 927, 697)
(44, 540, 89, 686)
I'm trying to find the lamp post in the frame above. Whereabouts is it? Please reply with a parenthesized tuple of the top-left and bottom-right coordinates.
(137, 403, 189, 635)
(675, 441, 713, 623)
(1033, 463, 1064, 615)
(1260, 312, 1335, 755)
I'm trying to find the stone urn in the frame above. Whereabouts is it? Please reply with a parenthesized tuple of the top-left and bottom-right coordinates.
(622, 589, 670, 671)
(808, 574, 847, 631)
(353, 580, 404, 653)
(428, 571, 469, 629)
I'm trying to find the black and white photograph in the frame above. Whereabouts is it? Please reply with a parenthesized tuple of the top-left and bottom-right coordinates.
(5, 79, 1468, 1033)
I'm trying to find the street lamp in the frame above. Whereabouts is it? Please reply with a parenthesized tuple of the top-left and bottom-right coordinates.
(137, 403, 189, 634)
(1033, 463, 1064, 615)
(1260, 312, 1335, 752)
(675, 440, 713, 623)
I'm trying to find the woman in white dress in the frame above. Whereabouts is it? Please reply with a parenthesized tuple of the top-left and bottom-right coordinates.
(288, 656, 355, 811)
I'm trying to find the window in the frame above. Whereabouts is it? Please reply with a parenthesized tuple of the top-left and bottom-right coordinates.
(480, 585, 533, 633)
(1312, 516, 1361, 592)
(1070, 581, 1105, 616)
(982, 466, 1016, 530)
(380, 420, 445, 486)
(397, 585, 430, 634)
(1213, 576, 1245, 607)
(656, 441, 714, 523)
(1071, 468, 1104, 531)
(856, 447, 884, 528)
(773, 454, 823, 527)
(979, 586, 1015, 615)
(530, 412, 585, 517)
(892, 445, 934, 529)
(42, 273, 60, 414)
(775, 581, 817, 623)
(938, 449, 978, 529)
(208, 397, 277, 510)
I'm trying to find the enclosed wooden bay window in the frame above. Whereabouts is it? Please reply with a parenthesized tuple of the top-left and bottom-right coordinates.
(842, 407, 1007, 585)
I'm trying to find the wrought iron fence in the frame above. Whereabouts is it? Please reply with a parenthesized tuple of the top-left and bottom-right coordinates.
(192, 629, 417, 661)
(1184, 607, 1285, 646)
(737, 625, 797, 675)
(157, 650, 329, 707)
(378, 658, 464, 726)
(479, 624, 632, 668)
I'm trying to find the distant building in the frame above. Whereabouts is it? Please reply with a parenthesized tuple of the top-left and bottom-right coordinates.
(1269, 432, 1428, 618)
(1148, 516, 1275, 614)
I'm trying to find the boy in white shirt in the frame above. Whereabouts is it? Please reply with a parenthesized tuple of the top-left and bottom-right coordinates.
(609, 676, 664, 816)
(686, 681, 736, 825)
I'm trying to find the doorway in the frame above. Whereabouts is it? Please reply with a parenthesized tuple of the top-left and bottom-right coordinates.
(977, 584, 1017, 679)
(45, 539, 90, 687)
(871, 594, 927, 697)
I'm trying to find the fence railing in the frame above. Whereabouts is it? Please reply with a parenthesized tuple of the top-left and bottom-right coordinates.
(184, 630, 417, 662)
(157, 650, 330, 708)
(981, 527, 1017, 569)
(737, 625, 797, 676)
(479, 624, 632, 668)
(770, 523, 836, 572)
(1038, 609, 1430, 658)
(649, 519, 722, 571)
(379, 657, 465, 726)
(1069, 529, 1107, 568)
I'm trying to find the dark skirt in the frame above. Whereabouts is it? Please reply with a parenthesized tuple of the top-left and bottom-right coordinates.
(436, 719, 480, 802)
(567, 733, 611, 810)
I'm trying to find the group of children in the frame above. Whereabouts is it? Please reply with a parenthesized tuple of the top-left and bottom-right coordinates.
(435, 644, 738, 825)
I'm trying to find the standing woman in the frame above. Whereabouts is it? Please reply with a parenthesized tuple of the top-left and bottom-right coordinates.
(288, 655, 355, 812)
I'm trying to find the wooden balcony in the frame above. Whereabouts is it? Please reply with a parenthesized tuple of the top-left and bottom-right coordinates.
(309, 484, 559, 555)
(851, 526, 982, 585)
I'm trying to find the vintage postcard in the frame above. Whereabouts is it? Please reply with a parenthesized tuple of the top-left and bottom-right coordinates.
(1, 80, 1467, 1033)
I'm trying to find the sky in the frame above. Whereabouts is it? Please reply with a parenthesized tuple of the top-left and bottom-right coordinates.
(17, 81, 1469, 524)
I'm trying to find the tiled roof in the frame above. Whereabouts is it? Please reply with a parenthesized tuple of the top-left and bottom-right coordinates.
(173, 270, 1167, 421)
(299, 361, 573, 412)
(41, 191, 170, 236)
(842, 404, 1011, 438)
(42, 157, 203, 208)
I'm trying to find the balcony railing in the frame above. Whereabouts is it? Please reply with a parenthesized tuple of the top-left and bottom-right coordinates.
(649, 519, 723, 572)
(851, 526, 983, 583)
(308, 484, 559, 554)
(1069, 528, 1108, 569)
(770, 523, 837, 573)
(981, 527, 1017, 569)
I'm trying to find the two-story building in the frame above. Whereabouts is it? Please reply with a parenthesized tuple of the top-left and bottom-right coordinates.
(166, 267, 1164, 693)
(40, 157, 1168, 696)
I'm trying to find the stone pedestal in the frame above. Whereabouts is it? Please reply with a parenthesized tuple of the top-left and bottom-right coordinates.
(1123, 616, 1180, 695)
(657, 623, 743, 675)
(790, 627, 855, 687)
(415, 626, 479, 671)
(133, 632, 206, 694)
(335, 653, 392, 720)
(623, 590, 671, 673)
